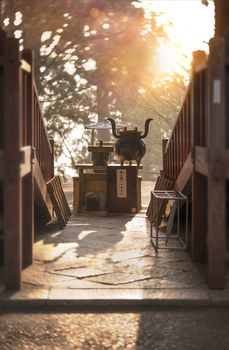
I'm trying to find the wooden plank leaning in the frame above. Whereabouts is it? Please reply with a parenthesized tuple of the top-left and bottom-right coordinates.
(46, 176, 71, 227)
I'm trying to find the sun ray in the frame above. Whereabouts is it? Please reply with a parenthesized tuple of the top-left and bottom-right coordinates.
(138, 0, 215, 76)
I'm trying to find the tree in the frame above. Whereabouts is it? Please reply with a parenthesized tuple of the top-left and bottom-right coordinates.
(1, 0, 189, 179)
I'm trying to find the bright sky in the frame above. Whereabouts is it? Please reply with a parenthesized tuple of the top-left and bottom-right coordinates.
(138, 0, 215, 76)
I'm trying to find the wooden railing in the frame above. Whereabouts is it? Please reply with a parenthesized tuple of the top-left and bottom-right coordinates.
(163, 51, 208, 183)
(0, 30, 54, 289)
(33, 85, 54, 182)
(161, 42, 229, 289)
(163, 87, 192, 183)
(21, 50, 54, 183)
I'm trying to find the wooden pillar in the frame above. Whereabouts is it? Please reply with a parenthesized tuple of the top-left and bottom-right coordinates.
(214, 0, 229, 37)
(4, 37, 22, 289)
(207, 37, 226, 288)
(225, 30, 229, 149)
(0, 0, 2, 28)
(0, 30, 5, 269)
(0, 29, 6, 149)
(78, 168, 84, 213)
(22, 50, 34, 268)
(191, 52, 208, 262)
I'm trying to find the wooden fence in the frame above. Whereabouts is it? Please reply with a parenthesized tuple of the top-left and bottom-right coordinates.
(163, 82, 191, 183)
(162, 37, 228, 288)
(0, 30, 54, 289)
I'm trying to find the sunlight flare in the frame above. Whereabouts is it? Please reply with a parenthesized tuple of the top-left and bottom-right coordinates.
(155, 41, 181, 74)
(138, 0, 215, 77)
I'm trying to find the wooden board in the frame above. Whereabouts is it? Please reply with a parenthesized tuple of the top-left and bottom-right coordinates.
(46, 176, 71, 227)
(34, 156, 52, 222)
(146, 175, 174, 225)
(106, 165, 141, 213)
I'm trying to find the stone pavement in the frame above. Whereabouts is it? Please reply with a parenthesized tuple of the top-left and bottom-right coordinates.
(1, 181, 229, 308)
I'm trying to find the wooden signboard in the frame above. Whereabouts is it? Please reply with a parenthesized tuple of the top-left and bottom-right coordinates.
(107, 165, 140, 213)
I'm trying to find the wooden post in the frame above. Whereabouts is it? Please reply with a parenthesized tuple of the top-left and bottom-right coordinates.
(22, 49, 34, 268)
(191, 52, 208, 262)
(207, 37, 226, 288)
(78, 168, 84, 213)
(4, 37, 22, 289)
(225, 29, 229, 149)
(214, 0, 229, 37)
(0, 30, 6, 150)
(0, 29, 5, 269)
(0, 0, 2, 28)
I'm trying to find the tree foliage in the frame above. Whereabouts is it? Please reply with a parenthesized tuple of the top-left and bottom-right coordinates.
(2, 0, 188, 179)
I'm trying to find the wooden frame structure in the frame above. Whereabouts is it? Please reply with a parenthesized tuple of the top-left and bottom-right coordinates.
(1, 2, 229, 289)
(0, 29, 55, 289)
(163, 36, 229, 288)
(0, 32, 34, 289)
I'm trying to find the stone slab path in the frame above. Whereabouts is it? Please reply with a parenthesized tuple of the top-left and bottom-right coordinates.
(1, 181, 229, 307)
(22, 181, 207, 291)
